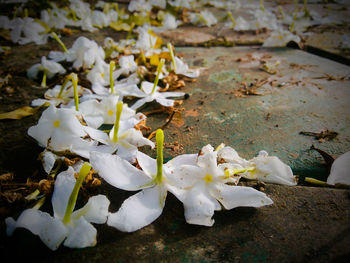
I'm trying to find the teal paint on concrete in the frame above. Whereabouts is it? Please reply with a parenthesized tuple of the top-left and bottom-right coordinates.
(176, 46, 350, 181)
(209, 70, 243, 83)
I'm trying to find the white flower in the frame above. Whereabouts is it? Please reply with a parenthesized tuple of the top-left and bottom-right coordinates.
(190, 10, 218, 27)
(84, 102, 154, 162)
(172, 56, 200, 78)
(135, 26, 159, 51)
(263, 29, 301, 47)
(252, 9, 278, 31)
(27, 106, 96, 157)
(79, 95, 145, 129)
(219, 147, 297, 186)
(31, 81, 91, 107)
(6, 165, 110, 250)
(49, 37, 105, 70)
(150, 0, 166, 9)
(168, 0, 192, 8)
(87, 60, 118, 87)
(90, 129, 195, 232)
(9, 17, 49, 45)
(27, 56, 66, 81)
(171, 145, 273, 226)
(131, 81, 185, 110)
(327, 151, 350, 186)
(128, 0, 152, 13)
(117, 55, 138, 75)
(153, 13, 181, 32)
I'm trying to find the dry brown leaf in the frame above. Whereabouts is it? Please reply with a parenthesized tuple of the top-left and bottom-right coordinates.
(0, 106, 37, 120)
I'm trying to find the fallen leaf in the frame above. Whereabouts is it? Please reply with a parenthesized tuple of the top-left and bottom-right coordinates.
(0, 106, 37, 120)
(300, 129, 338, 141)
(0, 103, 49, 120)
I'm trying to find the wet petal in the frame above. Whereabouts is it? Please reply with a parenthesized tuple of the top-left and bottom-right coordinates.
(64, 217, 97, 248)
(52, 167, 76, 220)
(107, 186, 166, 232)
(136, 151, 157, 177)
(183, 183, 221, 226)
(327, 151, 350, 185)
(72, 195, 110, 224)
(209, 183, 273, 210)
(6, 209, 68, 251)
(90, 151, 152, 190)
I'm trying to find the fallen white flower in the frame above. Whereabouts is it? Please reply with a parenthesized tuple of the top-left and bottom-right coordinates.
(6, 164, 110, 250)
(171, 145, 273, 226)
(327, 151, 350, 186)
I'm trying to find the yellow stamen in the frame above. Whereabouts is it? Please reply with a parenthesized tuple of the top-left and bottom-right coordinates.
(107, 109, 114, 116)
(53, 120, 60, 128)
(203, 174, 213, 183)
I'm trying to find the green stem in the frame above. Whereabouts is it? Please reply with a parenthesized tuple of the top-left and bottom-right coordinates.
(57, 76, 70, 98)
(62, 162, 91, 225)
(110, 60, 115, 94)
(25, 189, 40, 201)
(278, 6, 285, 20)
(41, 69, 47, 88)
(304, 177, 328, 186)
(71, 73, 79, 111)
(227, 11, 236, 27)
(260, 0, 264, 11)
(24, 8, 28, 17)
(51, 32, 69, 53)
(156, 129, 164, 183)
(33, 196, 46, 210)
(167, 43, 176, 72)
(151, 58, 165, 95)
(303, 0, 310, 17)
(112, 101, 123, 143)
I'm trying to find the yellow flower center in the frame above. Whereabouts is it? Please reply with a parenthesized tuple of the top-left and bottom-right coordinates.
(278, 35, 283, 40)
(107, 109, 114, 116)
(101, 73, 105, 78)
(53, 120, 60, 128)
(203, 173, 213, 183)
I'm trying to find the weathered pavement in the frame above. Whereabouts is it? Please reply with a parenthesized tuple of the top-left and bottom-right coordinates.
(1, 1, 350, 263)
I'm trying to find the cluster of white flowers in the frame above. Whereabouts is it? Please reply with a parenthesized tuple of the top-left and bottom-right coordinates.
(0, 0, 331, 48)
(3, 0, 316, 252)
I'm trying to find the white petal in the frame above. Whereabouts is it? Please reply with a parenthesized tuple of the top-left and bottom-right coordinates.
(115, 144, 138, 163)
(27, 121, 53, 148)
(209, 184, 273, 210)
(164, 154, 198, 171)
(72, 195, 110, 224)
(52, 167, 76, 220)
(183, 183, 221, 226)
(64, 217, 97, 248)
(160, 91, 186, 98)
(136, 151, 157, 177)
(251, 155, 297, 186)
(90, 151, 152, 190)
(155, 97, 175, 107)
(131, 97, 151, 110)
(41, 150, 60, 174)
(39, 215, 69, 251)
(327, 151, 350, 185)
(6, 209, 68, 251)
(197, 151, 220, 176)
(107, 186, 166, 232)
(217, 146, 251, 167)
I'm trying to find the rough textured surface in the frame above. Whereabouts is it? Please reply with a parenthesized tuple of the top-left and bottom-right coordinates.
(1, 1, 350, 262)
(1, 184, 350, 263)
